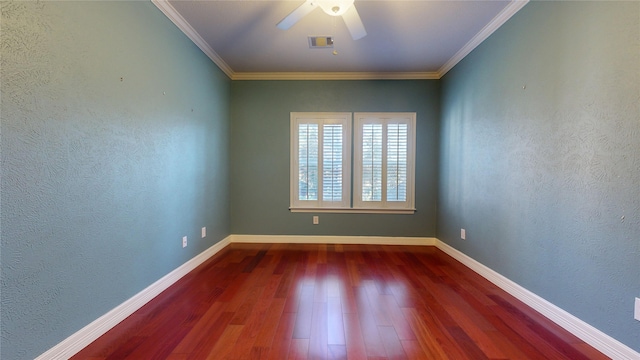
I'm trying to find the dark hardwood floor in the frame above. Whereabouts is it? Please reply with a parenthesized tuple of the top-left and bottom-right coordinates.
(72, 243, 609, 359)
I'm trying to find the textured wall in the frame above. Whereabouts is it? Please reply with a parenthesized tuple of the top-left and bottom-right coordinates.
(439, 1, 639, 351)
(1, 1, 230, 359)
(230, 80, 440, 237)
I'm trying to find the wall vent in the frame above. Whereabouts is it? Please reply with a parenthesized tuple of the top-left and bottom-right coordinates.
(308, 36, 334, 49)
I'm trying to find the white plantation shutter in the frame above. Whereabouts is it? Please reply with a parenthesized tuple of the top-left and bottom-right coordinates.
(298, 123, 318, 201)
(291, 112, 414, 213)
(291, 113, 351, 209)
(386, 123, 408, 202)
(354, 113, 415, 211)
(361, 123, 383, 201)
(322, 124, 343, 202)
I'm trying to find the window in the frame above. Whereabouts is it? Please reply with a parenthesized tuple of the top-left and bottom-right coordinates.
(290, 113, 351, 209)
(353, 113, 416, 211)
(290, 112, 416, 213)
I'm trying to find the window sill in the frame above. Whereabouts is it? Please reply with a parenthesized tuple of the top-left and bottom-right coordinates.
(290, 207, 416, 215)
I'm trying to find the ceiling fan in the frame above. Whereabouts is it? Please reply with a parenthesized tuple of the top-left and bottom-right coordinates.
(276, 0, 367, 40)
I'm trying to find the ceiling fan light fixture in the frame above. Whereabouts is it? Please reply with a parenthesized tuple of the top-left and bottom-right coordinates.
(317, 0, 354, 17)
(277, 0, 365, 40)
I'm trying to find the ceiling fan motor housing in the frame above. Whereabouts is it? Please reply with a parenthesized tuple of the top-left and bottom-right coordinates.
(277, 0, 366, 41)
(318, 0, 355, 16)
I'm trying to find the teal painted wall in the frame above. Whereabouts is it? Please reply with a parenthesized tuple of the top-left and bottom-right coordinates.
(230, 80, 440, 237)
(1, 1, 230, 359)
(439, 1, 639, 352)
(3, 0, 638, 357)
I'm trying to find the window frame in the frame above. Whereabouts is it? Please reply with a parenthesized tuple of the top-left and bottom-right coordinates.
(353, 112, 416, 212)
(290, 112, 352, 211)
(290, 112, 416, 214)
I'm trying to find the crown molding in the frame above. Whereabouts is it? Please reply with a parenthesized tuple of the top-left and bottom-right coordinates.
(151, 0, 235, 79)
(153, 0, 528, 81)
(437, 0, 529, 78)
(231, 71, 440, 81)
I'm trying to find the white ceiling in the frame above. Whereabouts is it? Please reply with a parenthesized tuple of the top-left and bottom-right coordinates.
(153, 0, 529, 80)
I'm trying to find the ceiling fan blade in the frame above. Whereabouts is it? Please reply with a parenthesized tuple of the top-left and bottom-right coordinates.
(277, 0, 318, 30)
(342, 4, 367, 40)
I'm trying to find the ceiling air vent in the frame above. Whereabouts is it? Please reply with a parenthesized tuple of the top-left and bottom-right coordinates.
(308, 36, 334, 49)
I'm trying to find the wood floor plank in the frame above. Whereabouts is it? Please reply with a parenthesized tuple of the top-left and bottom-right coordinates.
(123, 326, 190, 359)
(253, 297, 287, 349)
(289, 338, 310, 359)
(230, 285, 264, 325)
(117, 298, 195, 358)
(442, 302, 507, 359)
(102, 336, 145, 360)
(416, 271, 506, 358)
(343, 311, 368, 359)
(378, 326, 408, 360)
(340, 282, 359, 315)
(308, 301, 329, 359)
(217, 271, 250, 303)
(164, 354, 188, 360)
(354, 285, 387, 357)
(399, 340, 428, 360)
(378, 294, 416, 341)
(305, 248, 319, 285)
(71, 313, 147, 358)
(489, 293, 595, 360)
(231, 286, 281, 358)
(184, 311, 235, 359)
(171, 300, 227, 354)
(345, 254, 363, 286)
(328, 344, 348, 360)
(445, 326, 489, 360)
(318, 244, 328, 265)
(275, 262, 297, 299)
(293, 285, 315, 339)
(401, 307, 456, 360)
(284, 254, 309, 313)
(249, 346, 270, 360)
(267, 312, 297, 360)
(73, 244, 609, 360)
(242, 249, 267, 273)
(204, 324, 244, 360)
(386, 266, 424, 309)
(314, 263, 329, 302)
(363, 281, 393, 327)
(327, 296, 346, 345)
(483, 330, 533, 359)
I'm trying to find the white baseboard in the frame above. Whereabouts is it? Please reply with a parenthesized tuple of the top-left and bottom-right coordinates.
(35, 236, 231, 360)
(38, 235, 638, 360)
(230, 234, 436, 246)
(435, 239, 639, 360)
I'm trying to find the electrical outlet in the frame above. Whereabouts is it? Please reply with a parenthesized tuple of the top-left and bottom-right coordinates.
(635, 297, 640, 321)
(182, 236, 187, 248)
(201, 227, 206, 238)
(461, 228, 466, 240)
(313, 216, 319, 225)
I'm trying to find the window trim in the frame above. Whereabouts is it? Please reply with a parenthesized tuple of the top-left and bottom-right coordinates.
(289, 112, 416, 214)
(290, 112, 352, 210)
